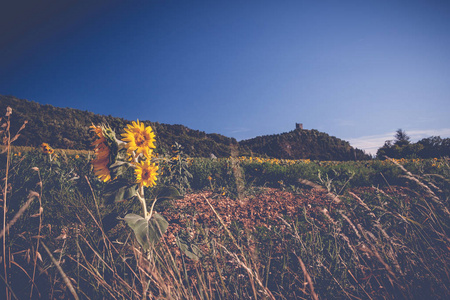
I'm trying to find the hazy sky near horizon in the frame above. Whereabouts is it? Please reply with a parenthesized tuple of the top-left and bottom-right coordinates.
(1, 0, 449, 155)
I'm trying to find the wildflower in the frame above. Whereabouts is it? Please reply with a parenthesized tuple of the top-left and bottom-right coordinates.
(135, 160, 159, 187)
(121, 120, 155, 158)
(75, 154, 80, 159)
(41, 143, 54, 155)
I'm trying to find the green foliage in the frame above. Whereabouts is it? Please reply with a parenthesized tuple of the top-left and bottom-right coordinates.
(103, 178, 138, 204)
(149, 185, 184, 202)
(395, 128, 411, 146)
(186, 157, 449, 193)
(159, 143, 193, 194)
(417, 136, 450, 158)
(189, 157, 240, 196)
(0, 150, 98, 226)
(377, 129, 450, 159)
(122, 213, 169, 251)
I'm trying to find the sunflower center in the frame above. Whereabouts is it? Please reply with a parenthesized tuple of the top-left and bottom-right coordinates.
(142, 168, 150, 180)
(135, 133, 146, 147)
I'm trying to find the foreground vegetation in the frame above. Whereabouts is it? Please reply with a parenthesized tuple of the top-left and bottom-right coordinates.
(1, 150, 449, 299)
(1, 108, 449, 299)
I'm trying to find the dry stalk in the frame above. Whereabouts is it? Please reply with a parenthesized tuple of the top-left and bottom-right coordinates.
(30, 170, 43, 299)
(41, 241, 79, 300)
(66, 254, 122, 299)
(320, 262, 357, 300)
(348, 192, 375, 218)
(0, 273, 19, 300)
(2, 107, 12, 300)
(400, 174, 450, 217)
(339, 212, 362, 239)
(202, 195, 276, 300)
(339, 256, 374, 300)
(296, 254, 319, 300)
(77, 207, 142, 283)
(218, 243, 276, 300)
(348, 193, 405, 276)
(386, 157, 450, 218)
(0, 191, 38, 239)
(421, 176, 443, 193)
(356, 224, 399, 287)
(320, 208, 362, 264)
(298, 178, 341, 204)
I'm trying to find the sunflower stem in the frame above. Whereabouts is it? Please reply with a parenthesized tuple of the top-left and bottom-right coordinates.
(137, 186, 148, 220)
(148, 197, 158, 221)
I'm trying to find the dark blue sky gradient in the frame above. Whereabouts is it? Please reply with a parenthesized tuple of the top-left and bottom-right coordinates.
(1, 0, 449, 154)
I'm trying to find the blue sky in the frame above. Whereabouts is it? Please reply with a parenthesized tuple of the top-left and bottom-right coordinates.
(1, 0, 449, 155)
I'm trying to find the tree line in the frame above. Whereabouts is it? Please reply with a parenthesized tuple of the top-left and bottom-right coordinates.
(376, 129, 450, 159)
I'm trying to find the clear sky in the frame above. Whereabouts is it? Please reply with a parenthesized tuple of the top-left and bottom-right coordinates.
(1, 0, 449, 155)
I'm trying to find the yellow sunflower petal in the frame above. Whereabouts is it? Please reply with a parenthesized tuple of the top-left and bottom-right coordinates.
(90, 124, 112, 182)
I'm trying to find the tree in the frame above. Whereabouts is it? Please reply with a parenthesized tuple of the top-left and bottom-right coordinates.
(394, 129, 410, 146)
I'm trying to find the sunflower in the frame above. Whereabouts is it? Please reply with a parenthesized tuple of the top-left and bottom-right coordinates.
(135, 160, 159, 187)
(41, 143, 54, 154)
(90, 125, 112, 182)
(121, 120, 156, 158)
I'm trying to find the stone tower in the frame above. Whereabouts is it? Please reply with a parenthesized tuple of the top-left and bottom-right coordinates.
(295, 123, 303, 130)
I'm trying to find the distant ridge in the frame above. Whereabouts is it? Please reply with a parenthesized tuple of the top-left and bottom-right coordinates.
(0, 95, 370, 160)
(239, 129, 370, 160)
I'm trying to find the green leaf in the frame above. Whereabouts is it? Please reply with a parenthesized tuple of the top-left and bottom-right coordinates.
(104, 179, 137, 204)
(122, 214, 149, 250)
(151, 186, 183, 201)
(115, 185, 138, 203)
(104, 178, 129, 193)
(109, 162, 129, 178)
(148, 213, 169, 244)
(176, 235, 202, 261)
(122, 213, 169, 251)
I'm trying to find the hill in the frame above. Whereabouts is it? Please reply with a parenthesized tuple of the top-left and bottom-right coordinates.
(239, 128, 370, 160)
(0, 95, 370, 160)
(0, 95, 235, 157)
